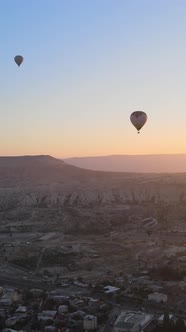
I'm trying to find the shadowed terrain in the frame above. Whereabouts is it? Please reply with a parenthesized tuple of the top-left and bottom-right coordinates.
(0, 155, 185, 310)
(65, 154, 186, 173)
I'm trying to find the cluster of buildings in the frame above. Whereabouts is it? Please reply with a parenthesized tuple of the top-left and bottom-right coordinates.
(112, 310, 186, 332)
(0, 271, 185, 332)
(0, 284, 106, 331)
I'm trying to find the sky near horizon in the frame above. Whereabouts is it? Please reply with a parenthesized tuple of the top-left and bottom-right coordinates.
(1, 0, 186, 158)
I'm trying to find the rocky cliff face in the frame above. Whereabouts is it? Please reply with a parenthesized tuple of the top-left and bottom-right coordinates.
(0, 155, 186, 206)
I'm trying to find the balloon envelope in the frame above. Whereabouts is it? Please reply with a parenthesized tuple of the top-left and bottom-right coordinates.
(130, 111, 147, 133)
(14, 55, 24, 67)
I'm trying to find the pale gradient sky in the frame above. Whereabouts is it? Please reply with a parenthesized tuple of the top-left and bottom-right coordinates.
(1, 0, 186, 157)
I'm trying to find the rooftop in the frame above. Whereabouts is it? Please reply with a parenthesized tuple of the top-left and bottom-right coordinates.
(114, 311, 154, 330)
(104, 285, 120, 294)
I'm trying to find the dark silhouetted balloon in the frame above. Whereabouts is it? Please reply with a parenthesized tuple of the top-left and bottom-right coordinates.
(130, 111, 147, 133)
(14, 55, 24, 67)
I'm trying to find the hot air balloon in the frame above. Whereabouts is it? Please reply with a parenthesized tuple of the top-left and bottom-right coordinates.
(14, 55, 24, 67)
(130, 111, 147, 133)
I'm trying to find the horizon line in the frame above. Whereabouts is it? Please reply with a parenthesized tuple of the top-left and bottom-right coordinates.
(1, 153, 186, 159)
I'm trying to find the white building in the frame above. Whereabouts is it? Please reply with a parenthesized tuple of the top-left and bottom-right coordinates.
(148, 292, 167, 303)
(113, 311, 154, 332)
(83, 315, 97, 330)
(16, 306, 28, 313)
(104, 285, 120, 294)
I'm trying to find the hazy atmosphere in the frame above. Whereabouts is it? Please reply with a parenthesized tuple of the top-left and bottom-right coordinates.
(1, 0, 186, 157)
(0, 1, 186, 332)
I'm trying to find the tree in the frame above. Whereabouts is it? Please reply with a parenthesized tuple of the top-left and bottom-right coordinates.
(175, 318, 186, 332)
(30, 317, 41, 330)
(163, 311, 170, 329)
(43, 298, 56, 310)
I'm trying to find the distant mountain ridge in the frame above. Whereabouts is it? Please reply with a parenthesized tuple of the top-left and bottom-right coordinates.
(1, 154, 186, 190)
(0, 155, 135, 188)
(1, 155, 186, 207)
(0, 155, 64, 167)
(0, 155, 93, 187)
(65, 154, 186, 173)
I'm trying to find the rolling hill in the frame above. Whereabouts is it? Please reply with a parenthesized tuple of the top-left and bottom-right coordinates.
(0, 154, 186, 209)
(0, 155, 141, 188)
(0, 155, 92, 187)
(65, 154, 186, 173)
